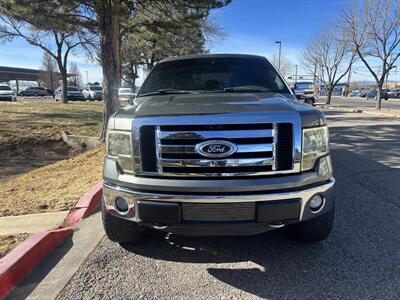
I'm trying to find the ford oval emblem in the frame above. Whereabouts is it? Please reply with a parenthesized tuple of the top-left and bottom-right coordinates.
(195, 140, 238, 158)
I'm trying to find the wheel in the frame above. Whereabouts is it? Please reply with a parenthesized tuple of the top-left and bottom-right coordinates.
(305, 99, 314, 106)
(101, 202, 143, 244)
(34, 93, 38, 97)
(287, 204, 335, 242)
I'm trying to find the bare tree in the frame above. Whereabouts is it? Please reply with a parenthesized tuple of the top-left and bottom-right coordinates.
(68, 62, 83, 87)
(270, 54, 293, 79)
(0, 14, 95, 103)
(301, 21, 355, 104)
(343, 0, 400, 109)
(38, 51, 59, 92)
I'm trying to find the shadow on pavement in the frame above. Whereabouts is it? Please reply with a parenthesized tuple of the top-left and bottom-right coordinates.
(122, 147, 400, 298)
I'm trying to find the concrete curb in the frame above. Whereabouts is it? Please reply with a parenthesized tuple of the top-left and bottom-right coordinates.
(0, 181, 103, 299)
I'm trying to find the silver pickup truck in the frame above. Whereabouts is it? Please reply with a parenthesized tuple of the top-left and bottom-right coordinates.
(102, 54, 335, 244)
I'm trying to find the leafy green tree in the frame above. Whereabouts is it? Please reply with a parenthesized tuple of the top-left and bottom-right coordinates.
(121, 3, 225, 87)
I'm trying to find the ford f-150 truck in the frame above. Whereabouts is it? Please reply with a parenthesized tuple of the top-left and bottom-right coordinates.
(102, 54, 335, 244)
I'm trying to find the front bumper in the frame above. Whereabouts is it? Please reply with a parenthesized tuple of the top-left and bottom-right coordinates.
(67, 94, 85, 101)
(103, 178, 335, 235)
(295, 94, 315, 100)
(0, 95, 13, 101)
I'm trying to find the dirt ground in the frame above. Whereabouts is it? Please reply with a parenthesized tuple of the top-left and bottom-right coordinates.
(0, 233, 29, 259)
(0, 101, 103, 181)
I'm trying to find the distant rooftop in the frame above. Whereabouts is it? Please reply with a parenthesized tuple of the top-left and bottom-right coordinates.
(0, 66, 74, 82)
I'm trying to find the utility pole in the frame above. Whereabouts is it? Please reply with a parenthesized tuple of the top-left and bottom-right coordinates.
(346, 64, 352, 97)
(312, 63, 317, 95)
(294, 64, 298, 85)
(275, 41, 282, 71)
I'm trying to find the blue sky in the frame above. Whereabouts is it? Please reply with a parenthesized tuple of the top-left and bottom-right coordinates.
(0, 0, 396, 86)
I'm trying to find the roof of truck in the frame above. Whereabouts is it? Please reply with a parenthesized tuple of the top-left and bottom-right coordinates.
(160, 53, 267, 63)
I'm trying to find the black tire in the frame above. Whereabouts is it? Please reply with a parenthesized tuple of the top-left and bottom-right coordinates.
(101, 202, 143, 244)
(287, 205, 335, 242)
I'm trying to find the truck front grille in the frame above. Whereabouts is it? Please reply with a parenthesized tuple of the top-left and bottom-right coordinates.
(139, 123, 294, 177)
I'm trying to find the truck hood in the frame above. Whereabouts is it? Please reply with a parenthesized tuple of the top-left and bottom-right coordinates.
(115, 93, 325, 127)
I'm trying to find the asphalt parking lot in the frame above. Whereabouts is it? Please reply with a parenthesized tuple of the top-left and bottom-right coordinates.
(54, 110, 400, 300)
(8, 109, 400, 300)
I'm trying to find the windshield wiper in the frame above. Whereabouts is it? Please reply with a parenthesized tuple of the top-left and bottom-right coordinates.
(138, 89, 199, 97)
(222, 86, 278, 93)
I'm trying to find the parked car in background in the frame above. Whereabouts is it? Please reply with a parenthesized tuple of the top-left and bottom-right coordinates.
(366, 89, 389, 100)
(118, 88, 136, 102)
(350, 90, 361, 97)
(46, 88, 54, 96)
(0, 84, 17, 101)
(293, 81, 315, 105)
(82, 84, 103, 100)
(54, 86, 85, 101)
(387, 89, 400, 98)
(393, 89, 400, 98)
(18, 86, 48, 97)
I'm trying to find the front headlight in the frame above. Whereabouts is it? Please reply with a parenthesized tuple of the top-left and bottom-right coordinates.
(302, 126, 329, 171)
(106, 130, 134, 173)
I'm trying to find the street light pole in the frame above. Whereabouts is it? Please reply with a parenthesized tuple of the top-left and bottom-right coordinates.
(275, 41, 282, 71)
(294, 64, 298, 85)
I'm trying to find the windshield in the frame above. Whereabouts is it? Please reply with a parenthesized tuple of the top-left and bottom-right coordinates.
(119, 88, 132, 93)
(0, 86, 12, 91)
(139, 56, 289, 96)
(294, 82, 313, 90)
(67, 87, 79, 91)
(90, 86, 102, 91)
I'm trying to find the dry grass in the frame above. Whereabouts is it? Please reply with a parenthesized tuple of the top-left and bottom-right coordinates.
(0, 101, 103, 146)
(0, 146, 104, 217)
(0, 101, 103, 181)
(0, 233, 29, 259)
(0, 101, 105, 257)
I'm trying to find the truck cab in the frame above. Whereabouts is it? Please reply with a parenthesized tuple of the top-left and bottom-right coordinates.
(102, 54, 335, 244)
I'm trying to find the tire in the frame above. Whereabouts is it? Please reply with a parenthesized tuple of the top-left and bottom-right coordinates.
(34, 93, 38, 97)
(101, 202, 143, 244)
(287, 204, 335, 242)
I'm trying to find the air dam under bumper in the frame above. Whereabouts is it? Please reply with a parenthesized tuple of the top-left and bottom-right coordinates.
(103, 178, 335, 236)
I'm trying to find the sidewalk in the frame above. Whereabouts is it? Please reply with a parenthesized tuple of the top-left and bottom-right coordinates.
(317, 104, 400, 118)
(0, 211, 69, 236)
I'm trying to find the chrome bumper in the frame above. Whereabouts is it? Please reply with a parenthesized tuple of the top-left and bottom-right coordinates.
(103, 178, 335, 222)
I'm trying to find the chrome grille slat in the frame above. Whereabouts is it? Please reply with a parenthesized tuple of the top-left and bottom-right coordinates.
(158, 129, 274, 140)
(160, 157, 274, 168)
(160, 143, 274, 154)
(138, 121, 297, 177)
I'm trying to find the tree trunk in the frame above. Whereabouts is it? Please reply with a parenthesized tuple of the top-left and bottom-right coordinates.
(97, 0, 121, 142)
(61, 69, 68, 104)
(326, 88, 333, 104)
(376, 84, 383, 110)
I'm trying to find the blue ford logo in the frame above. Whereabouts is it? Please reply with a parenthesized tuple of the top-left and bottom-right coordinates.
(195, 140, 238, 158)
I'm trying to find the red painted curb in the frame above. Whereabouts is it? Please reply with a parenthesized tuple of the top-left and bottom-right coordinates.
(0, 180, 103, 299)
(0, 228, 71, 299)
(66, 181, 103, 226)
